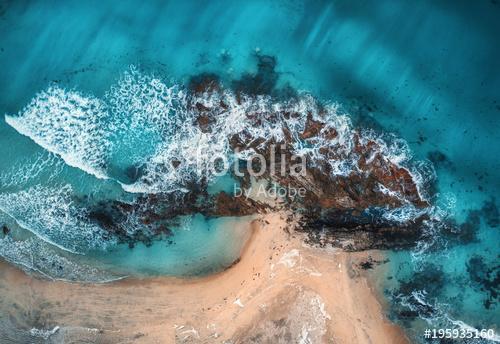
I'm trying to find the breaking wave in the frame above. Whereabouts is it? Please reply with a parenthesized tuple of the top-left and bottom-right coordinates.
(0, 152, 64, 191)
(394, 290, 499, 343)
(0, 236, 124, 283)
(5, 66, 430, 197)
(0, 185, 115, 253)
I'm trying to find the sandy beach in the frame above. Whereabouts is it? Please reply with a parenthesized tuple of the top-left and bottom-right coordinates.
(0, 212, 408, 343)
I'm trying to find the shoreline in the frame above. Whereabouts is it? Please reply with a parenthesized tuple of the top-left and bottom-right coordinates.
(0, 212, 408, 343)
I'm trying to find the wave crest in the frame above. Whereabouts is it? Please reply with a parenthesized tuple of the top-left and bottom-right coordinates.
(6, 67, 429, 197)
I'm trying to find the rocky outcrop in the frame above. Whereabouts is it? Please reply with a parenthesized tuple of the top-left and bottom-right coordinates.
(299, 209, 426, 251)
(86, 75, 431, 251)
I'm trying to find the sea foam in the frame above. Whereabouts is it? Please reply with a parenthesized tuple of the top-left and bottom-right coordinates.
(0, 236, 124, 283)
(0, 185, 114, 253)
(5, 67, 428, 198)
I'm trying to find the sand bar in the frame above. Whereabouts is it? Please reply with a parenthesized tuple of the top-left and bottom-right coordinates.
(0, 212, 407, 343)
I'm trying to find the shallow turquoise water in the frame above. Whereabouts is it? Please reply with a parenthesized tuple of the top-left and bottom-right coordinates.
(0, 0, 499, 342)
(89, 214, 254, 277)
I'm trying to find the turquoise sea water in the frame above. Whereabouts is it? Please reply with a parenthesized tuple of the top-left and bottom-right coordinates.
(0, 0, 498, 342)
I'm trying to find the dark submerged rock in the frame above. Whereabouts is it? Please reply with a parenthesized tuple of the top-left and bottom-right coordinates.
(188, 73, 220, 94)
(481, 197, 499, 228)
(390, 264, 444, 321)
(124, 164, 145, 183)
(358, 256, 389, 270)
(466, 255, 499, 309)
(300, 209, 426, 251)
(232, 54, 279, 96)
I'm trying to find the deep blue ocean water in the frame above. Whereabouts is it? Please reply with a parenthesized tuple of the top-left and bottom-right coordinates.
(0, 0, 498, 342)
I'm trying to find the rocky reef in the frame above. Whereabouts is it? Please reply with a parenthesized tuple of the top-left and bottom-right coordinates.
(84, 61, 432, 251)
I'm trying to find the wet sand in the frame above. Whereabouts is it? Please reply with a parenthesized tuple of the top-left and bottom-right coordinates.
(0, 212, 408, 343)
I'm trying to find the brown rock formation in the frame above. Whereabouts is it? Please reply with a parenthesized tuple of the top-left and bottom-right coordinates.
(88, 78, 430, 251)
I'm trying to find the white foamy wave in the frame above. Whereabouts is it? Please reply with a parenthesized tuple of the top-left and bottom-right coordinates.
(409, 159, 436, 203)
(408, 200, 454, 267)
(105, 67, 188, 176)
(397, 290, 499, 343)
(4, 68, 186, 184)
(410, 221, 444, 268)
(0, 152, 64, 190)
(382, 203, 428, 223)
(0, 185, 114, 253)
(5, 87, 111, 179)
(359, 130, 412, 166)
(107, 65, 186, 135)
(401, 290, 442, 322)
(6, 67, 427, 199)
(0, 236, 125, 283)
